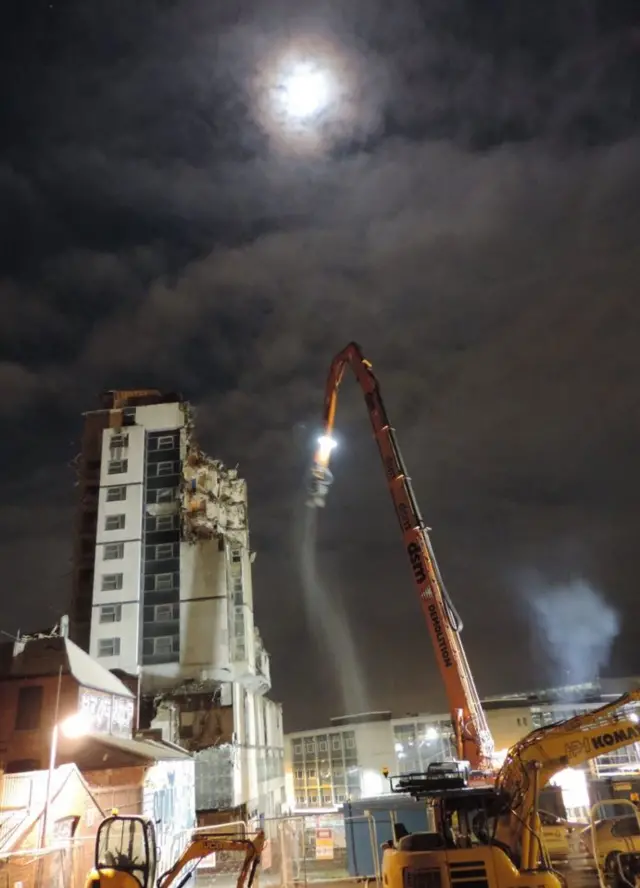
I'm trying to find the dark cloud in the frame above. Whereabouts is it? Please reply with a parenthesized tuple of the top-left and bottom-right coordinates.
(1, 0, 640, 729)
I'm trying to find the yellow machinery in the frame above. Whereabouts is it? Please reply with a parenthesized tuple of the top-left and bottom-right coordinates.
(85, 813, 265, 888)
(382, 689, 640, 888)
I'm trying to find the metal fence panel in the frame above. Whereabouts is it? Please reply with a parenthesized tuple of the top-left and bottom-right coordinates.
(260, 812, 378, 886)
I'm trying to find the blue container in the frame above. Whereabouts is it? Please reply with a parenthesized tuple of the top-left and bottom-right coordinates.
(342, 796, 432, 878)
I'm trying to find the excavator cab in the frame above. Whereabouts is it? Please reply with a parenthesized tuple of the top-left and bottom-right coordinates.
(381, 766, 564, 888)
(86, 814, 157, 887)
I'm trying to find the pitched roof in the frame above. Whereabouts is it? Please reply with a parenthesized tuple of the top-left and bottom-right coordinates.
(2, 636, 134, 699)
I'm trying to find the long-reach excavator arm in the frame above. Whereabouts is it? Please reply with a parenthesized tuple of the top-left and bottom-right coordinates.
(308, 341, 494, 771)
(495, 689, 640, 871)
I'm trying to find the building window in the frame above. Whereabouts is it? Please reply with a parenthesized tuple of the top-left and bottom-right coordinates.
(153, 636, 177, 655)
(295, 769, 304, 779)
(156, 515, 175, 532)
(98, 638, 121, 657)
(332, 736, 342, 751)
(231, 549, 242, 564)
(104, 543, 124, 560)
(306, 740, 316, 755)
(110, 434, 129, 448)
(155, 543, 174, 560)
(345, 737, 355, 749)
(157, 461, 174, 476)
(318, 741, 328, 752)
(15, 685, 43, 731)
(101, 573, 123, 591)
(104, 514, 125, 531)
(157, 435, 175, 450)
(156, 488, 174, 503)
(106, 486, 127, 502)
(100, 604, 122, 624)
(155, 604, 177, 622)
(293, 743, 303, 756)
(155, 573, 174, 591)
(107, 460, 128, 475)
(307, 768, 317, 779)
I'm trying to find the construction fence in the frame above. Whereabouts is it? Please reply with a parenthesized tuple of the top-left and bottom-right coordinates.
(0, 813, 382, 888)
(0, 839, 94, 888)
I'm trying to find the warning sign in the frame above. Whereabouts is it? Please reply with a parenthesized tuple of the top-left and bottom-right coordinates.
(316, 828, 334, 860)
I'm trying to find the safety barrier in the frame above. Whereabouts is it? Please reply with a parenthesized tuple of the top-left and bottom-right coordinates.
(0, 815, 382, 887)
(257, 812, 379, 887)
(0, 839, 94, 888)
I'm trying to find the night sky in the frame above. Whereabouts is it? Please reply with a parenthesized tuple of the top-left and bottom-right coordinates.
(2, 0, 640, 731)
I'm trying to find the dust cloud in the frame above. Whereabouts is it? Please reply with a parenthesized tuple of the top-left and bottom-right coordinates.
(524, 575, 620, 686)
(297, 505, 370, 718)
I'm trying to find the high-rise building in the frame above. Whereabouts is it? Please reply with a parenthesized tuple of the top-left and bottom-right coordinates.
(69, 389, 285, 818)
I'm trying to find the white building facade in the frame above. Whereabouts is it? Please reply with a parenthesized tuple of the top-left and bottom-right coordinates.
(285, 678, 640, 814)
(71, 390, 285, 818)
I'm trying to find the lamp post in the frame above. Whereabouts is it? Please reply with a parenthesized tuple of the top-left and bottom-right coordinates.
(40, 710, 89, 849)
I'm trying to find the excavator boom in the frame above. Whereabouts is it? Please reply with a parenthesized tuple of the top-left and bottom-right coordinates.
(495, 689, 640, 870)
(309, 341, 493, 771)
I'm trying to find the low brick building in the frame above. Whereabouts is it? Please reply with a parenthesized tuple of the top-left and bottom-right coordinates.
(0, 630, 195, 871)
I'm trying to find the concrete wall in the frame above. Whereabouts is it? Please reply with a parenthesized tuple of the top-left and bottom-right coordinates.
(179, 541, 230, 680)
(485, 706, 533, 751)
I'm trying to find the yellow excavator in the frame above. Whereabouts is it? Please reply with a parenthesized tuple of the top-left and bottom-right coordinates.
(381, 689, 640, 888)
(84, 812, 265, 888)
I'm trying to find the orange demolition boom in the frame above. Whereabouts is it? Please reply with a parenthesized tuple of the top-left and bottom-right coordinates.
(308, 342, 494, 773)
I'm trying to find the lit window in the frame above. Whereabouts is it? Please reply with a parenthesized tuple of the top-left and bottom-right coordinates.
(98, 637, 121, 657)
(157, 461, 174, 476)
(155, 543, 174, 560)
(99, 604, 122, 624)
(101, 573, 123, 591)
(105, 514, 125, 531)
(104, 543, 124, 560)
(106, 486, 126, 502)
(157, 435, 175, 450)
(155, 573, 173, 591)
(107, 460, 128, 475)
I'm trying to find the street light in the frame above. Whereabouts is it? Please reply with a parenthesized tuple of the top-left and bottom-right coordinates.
(40, 713, 90, 848)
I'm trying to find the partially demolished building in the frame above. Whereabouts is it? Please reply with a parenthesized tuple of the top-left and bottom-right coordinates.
(69, 390, 285, 820)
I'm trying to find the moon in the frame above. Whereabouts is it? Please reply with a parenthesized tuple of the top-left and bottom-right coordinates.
(255, 36, 358, 153)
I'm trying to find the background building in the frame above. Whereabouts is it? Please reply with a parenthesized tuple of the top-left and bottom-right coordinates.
(285, 676, 640, 816)
(69, 389, 285, 820)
